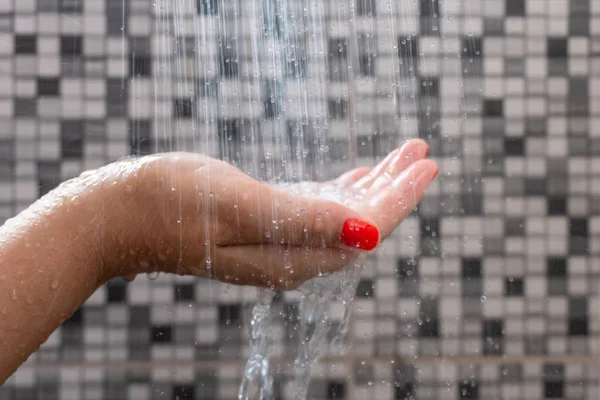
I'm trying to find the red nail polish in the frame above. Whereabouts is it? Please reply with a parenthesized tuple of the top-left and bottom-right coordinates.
(340, 219, 380, 251)
(432, 168, 439, 180)
(424, 145, 430, 157)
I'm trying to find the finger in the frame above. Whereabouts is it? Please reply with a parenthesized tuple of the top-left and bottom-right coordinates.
(354, 139, 429, 190)
(369, 139, 430, 194)
(334, 167, 371, 187)
(211, 244, 359, 290)
(361, 159, 438, 240)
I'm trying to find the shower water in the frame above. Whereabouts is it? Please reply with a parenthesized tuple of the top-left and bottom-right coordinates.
(238, 181, 367, 400)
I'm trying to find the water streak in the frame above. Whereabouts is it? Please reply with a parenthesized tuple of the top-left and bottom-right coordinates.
(239, 182, 365, 400)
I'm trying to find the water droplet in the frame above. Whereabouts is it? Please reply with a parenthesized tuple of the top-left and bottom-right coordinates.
(147, 271, 159, 280)
(10, 290, 17, 300)
(480, 295, 487, 303)
(124, 186, 133, 194)
(51, 280, 59, 289)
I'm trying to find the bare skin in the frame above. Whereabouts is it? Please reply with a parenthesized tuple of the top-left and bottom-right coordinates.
(0, 138, 437, 383)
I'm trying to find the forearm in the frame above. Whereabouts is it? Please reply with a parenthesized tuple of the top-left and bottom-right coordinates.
(0, 177, 124, 383)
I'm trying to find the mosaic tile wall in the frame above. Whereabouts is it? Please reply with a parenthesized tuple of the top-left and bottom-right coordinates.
(1, 0, 600, 398)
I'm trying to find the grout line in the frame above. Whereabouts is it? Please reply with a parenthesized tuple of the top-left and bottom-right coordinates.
(30, 354, 599, 371)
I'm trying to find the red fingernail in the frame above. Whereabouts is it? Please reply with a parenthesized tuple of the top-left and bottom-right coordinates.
(340, 219, 380, 251)
(432, 168, 439, 180)
(424, 145, 430, 157)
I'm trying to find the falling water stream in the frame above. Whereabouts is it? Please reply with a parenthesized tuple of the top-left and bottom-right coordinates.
(238, 182, 367, 400)
(142, 0, 463, 398)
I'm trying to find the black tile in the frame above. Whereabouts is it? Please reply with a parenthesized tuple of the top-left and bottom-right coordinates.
(461, 194, 482, 215)
(37, 161, 61, 197)
(151, 326, 172, 343)
(107, 282, 127, 303)
(358, 54, 376, 77)
(327, 381, 345, 399)
(484, 99, 503, 116)
(357, 0, 376, 15)
(398, 35, 418, 58)
(174, 98, 193, 118)
(569, 218, 588, 237)
(568, 318, 588, 335)
(129, 119, 152, 156)
(569, 297, 588, 316)
(395, 384, 414, 400)
(505, 277, 524, 296)
(548, 197, 567, 215)
(106, 78, 127, 117)
(217, 118, 243, 161)
(461, 37, 483, 59)
(329, 38, 348, 58)
(506, 0, 525, 16)
(14, 35, 37, 54)
(197, 78, 218, 98)
(262, 80, 282, 119)
(525, 178, 546, 196)
(173, 385, 194, 400)
(459, 382, 479, 399)
(544, 382, 563, 398)
(197, 0, 218, 15)
(130, 54, 151, 77)
(504, 137, 523, 155)
(420, 0, 439, 16)
(175, 284, 195, 302)
(61, 120, 84, 159)
(462, 258, 481, 278)
(420, 218, 439, 238)
(14, 98, 37, 117)
(356, 279, 374, 298)
(328, 98, 348, 120)
(218, 304, 241, 325)
(63, 309, 82, 327)
(397, 258, 419, 280)
(547, 258, 567, 277)
(219, 47, 238, 78)
(60, 35, 83, 56)
(505, 218, 525, 236)
(483, 319, 503, 337)
(129, 306, 150, 328)
(59, 0, 83, 12)
(420, 77, 439, 96)
(547, 38, 568, 58)
(37, 78, 60, 96)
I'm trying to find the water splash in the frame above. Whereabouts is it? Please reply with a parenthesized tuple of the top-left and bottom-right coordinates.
(239, 182, 366, 399)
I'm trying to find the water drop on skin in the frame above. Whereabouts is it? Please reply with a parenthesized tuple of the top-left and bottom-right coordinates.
(50, 280, 59, 289)
(1, 306, 7, 315)
(124, 186, 133, 194)
(10, 290, 17, 300)
(147, 271, 159, 280)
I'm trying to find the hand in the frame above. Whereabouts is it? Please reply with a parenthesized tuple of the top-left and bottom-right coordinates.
(109, 138, 437, 289)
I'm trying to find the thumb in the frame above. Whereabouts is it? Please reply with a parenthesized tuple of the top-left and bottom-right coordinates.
(261, 187, 380, 251)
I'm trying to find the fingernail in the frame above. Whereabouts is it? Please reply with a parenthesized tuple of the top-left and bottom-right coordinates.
(432, 168, 439, 180)
(424, 145, 430, 157)
(341, 219, 380, 251)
